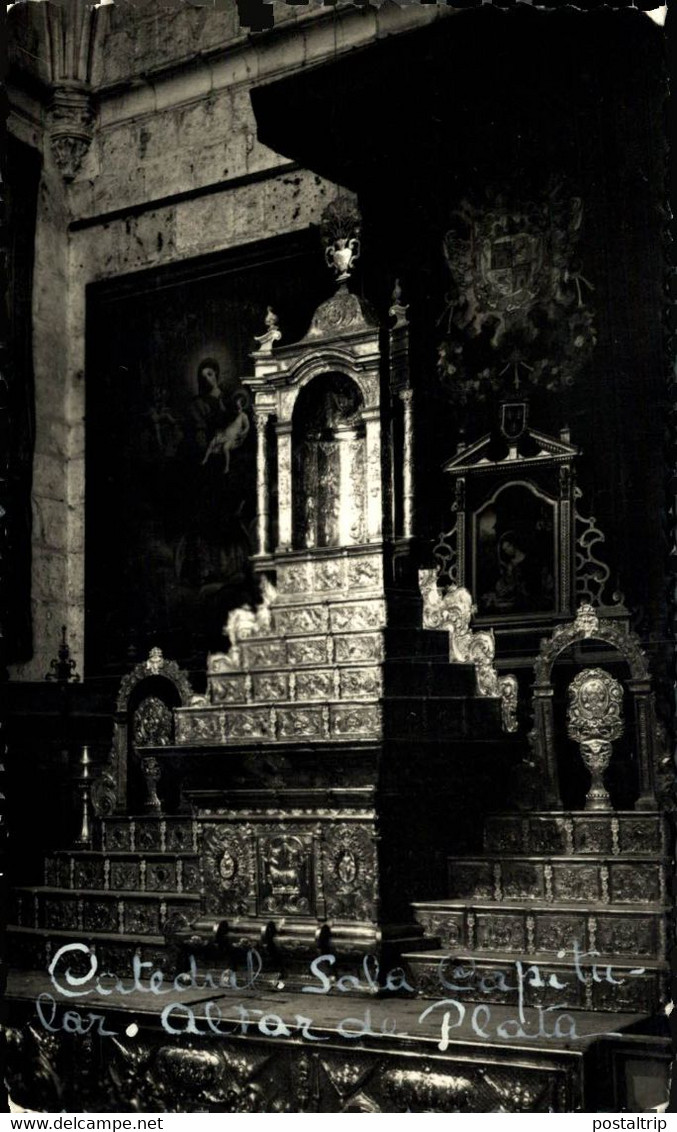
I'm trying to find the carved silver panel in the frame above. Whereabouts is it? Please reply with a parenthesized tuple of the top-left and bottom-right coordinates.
(209, 675, 247, 704)
(136, 821, 163, 851)
(44, 898, 78, 930)
(104, 821, 133, 851)
(252, 672, 289, 703)
(202, 825, 257, 916)
(501, 861, 545, 901)
(533, 913, 587, 954)
(241, 638, 286, 669)
(225, 709, 271, 740)
(475, 912, 525, 952)
(293, 669, 332, 701)
(322, 823, 378, 921)
(175, 710, 225, 745)
(110, 861, 140, 891)
(448, 862, 494, 900)
(275, 606, 329, 636)
(331, 705, 382, 737)
(618, 816, 663, 855)
(288, 637, 330, 667)
(608, 863, 662, 904)
(73, 860, 105, 889)
(258, 833, 314, 916)
(146, 862, 178, 892)
(313, 559, 345, 592)
(277, 707, 323, 739)
(124, 901, 161, 935)
(276, 562, 312, 595)
(339, 667, 382, 700)
(595, 915, 657, 957)
(346, 556, 382, 590)
(551, 863, 601, 903)
(133, 696, 173, 747)
(334, 632, 383, 664)
(82, 900, 118, 933)
(571, 818, 613, 855)
(329, 600, 386, 633)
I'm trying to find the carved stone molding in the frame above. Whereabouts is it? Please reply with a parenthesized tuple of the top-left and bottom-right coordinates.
(48, 83, 94, 181)
(42, 1, 110, 181)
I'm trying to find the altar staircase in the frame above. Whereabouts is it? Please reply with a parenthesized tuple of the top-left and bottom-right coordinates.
(7, 815, 201, 975)
(403, 809, 673, 1015)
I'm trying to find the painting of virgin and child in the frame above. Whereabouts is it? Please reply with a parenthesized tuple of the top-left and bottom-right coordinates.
(85, 238, 327, 674)
(474, 483, 557, 618)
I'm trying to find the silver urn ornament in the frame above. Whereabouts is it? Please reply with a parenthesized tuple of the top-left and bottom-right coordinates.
(566, 667, 624, 811)
(320, 195, 362, 284)
(325, 235, 361, 283)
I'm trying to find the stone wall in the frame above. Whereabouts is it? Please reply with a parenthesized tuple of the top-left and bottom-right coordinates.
(8, 0, 446, 679)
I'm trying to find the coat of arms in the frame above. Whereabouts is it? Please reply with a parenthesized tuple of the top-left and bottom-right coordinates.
(437, 179, 596, 404)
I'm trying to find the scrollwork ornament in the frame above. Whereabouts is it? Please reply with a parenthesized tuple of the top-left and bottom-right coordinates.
(117, 650, 194, 712)
(419, 570, 518, 731)
(90, 769, 117, 817)
(433, 520, 459, 587)
(573, 487, 623, 608)
(534, 604, 650, 684)
(498, 674, 519, 733)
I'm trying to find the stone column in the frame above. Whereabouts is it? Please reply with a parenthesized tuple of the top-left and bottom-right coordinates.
(276, 422, 293, 551)
(400, 389, 414, 539)
(337, 427, 360, 546)
(533, 686, 562, 809)
(363, 408, 382, 543)
(629, 679, 658, 810)
(255, 410, 269, 555)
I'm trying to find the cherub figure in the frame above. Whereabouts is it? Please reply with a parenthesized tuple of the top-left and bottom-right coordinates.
(202, 390, 250, 473)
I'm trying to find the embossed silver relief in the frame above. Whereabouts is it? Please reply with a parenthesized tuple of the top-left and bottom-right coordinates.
(259, 835, 313, 915)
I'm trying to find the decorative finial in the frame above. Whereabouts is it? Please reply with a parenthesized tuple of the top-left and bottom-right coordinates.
(45, 625, 80, 683)
(253, 305, 282, 355)
(145, 646, 165, 675)
(574, 603, 600, 637)
(320, 195, 361, 285)
(389, 279, 409, 329)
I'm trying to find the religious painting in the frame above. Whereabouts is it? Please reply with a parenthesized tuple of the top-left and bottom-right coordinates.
(473, 482, 557, 618)
(85, 233, 327, 676)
